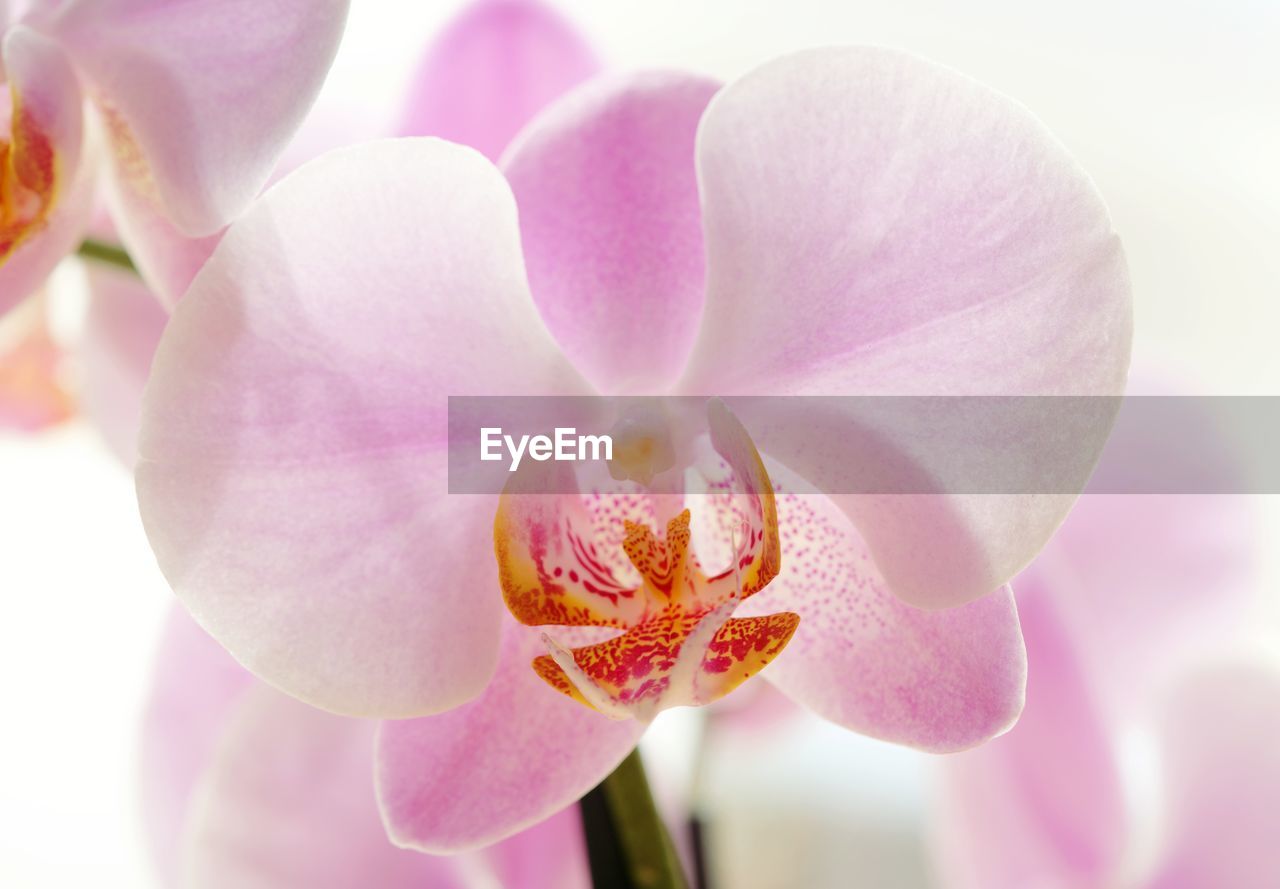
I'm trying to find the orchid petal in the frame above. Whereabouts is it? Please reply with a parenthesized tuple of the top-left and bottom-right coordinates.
(1033, 494, 1255, 719)
(1147, 667, 1280, 889)
(503, 72, 718, 393)
(741, 465, 1026, 752)
(399, 0, 600, 162)
(98, 166, 223, 307)
(376, 618, 644, 853)
(0, 294, 74, 429)
(180, 685, 470, 889)
(38, 0, 348, 236)
(140, 607, 256, 887)
(78, 262, 167, 463)
(681, 47, 1131, 608)
(1, 26, 94, 316)
(136, 140, 590, 717)
(931, 587, 1126, 889)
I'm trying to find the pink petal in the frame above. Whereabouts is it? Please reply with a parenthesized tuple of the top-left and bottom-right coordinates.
(0, 26, 95, 316)
(1035, 494, 1256, 720)
(504, 71, 719, 393)
(930, 586, 1126, 889)
(179, 685, 471, 889)
(0, 294, 75, 430)
(98, 167, 223, 307)
(135, 140, 590, 717)
(78, 262, 168, 463)
(39, 0, 348, 236)
(680, 47, 1132, 608)
(376, 618, 644, 853)
(1146, 667, 1280, 889)
(740, 466, 1026, 752)
(399, 0, 601, 162)
(139, 607, 256, 887)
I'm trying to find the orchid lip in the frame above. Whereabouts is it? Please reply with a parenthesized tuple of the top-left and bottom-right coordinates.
(496, 399, 799, 721)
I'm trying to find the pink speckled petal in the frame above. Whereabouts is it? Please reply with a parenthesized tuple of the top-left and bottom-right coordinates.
(136, 140, 590, 717)
(0, 26, 94, 316)
(140, 607, 257, 887)
(739, 465, 1025, 752)
(78, 262, 168, 463)
(681, 47, 1132, 608)
(376, 618, 644, 853)
(930, 586, 1126, 889)
(503, 72, 718, 393)
(1145, 666, 1280, 889)
(38, 0, 347, 236)
(399, 0, 600, 161)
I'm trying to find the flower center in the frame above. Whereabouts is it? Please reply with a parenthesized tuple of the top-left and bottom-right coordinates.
(1, 87, 58, 264)
(494, 399, 799, 722)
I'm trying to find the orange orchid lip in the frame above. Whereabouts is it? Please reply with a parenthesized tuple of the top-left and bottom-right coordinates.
(1, 90, 59, 264)
(495, 400, 799, 721)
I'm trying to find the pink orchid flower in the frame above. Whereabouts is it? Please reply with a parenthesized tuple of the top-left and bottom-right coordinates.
(136, 47, 1132, 851)
(932, 491, 1263, 888)
(144, 606, 592, 889)
(0, 0, 349, 318)
(75, 0, 601, 464)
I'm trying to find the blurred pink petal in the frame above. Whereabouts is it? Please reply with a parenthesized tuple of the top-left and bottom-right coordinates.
(0, 25, 95, 315)
(376, 618, 644, 853)
(78, 262, 167, 461)
(145, 608, 589, 889)
(38, 0, 348, 236)
(0, 295, 74, 430)
(399, 0, 600, 162)
(182, 687, 471, 889)
(135, 141, 590, 717)
(140, 608, 257, 887)
(680, 47, 1132, 609)
(504, 71, 717, 393)
(1146, 667, 1280, 889)
(931, 586, 1126, 889)
(1036, 494, 1255, 719)
(742, 470, 1026, 752)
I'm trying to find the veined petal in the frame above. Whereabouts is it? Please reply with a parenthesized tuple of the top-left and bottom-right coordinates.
(0, 25, 94, 316)
(741, 463, 1026, 752)
(376, 618, 644, 853)
(399, 0, 600, 161)
(35, 0, 348, 236)
(78, 261, 167, 463)
(930, 587, 1126, 889)
(136, 140, 590, 717)
(503, 71, 718, 393)
(679, 47, 1132, 608)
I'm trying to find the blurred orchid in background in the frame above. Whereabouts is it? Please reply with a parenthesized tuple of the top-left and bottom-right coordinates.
(0, 0, 349, 316)
(133, 36, 1131, 857)
(71, 0, 602, 467)
(932, 490, 1266, 889)
(142, 606, 592, 889)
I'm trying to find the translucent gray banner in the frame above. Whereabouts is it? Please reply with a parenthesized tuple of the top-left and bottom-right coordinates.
(446, 396, 1279, 495)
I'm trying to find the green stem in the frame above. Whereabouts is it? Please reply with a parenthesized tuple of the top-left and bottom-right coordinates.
(600, 748, 690, 889)
(75, 238, 138, 274)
